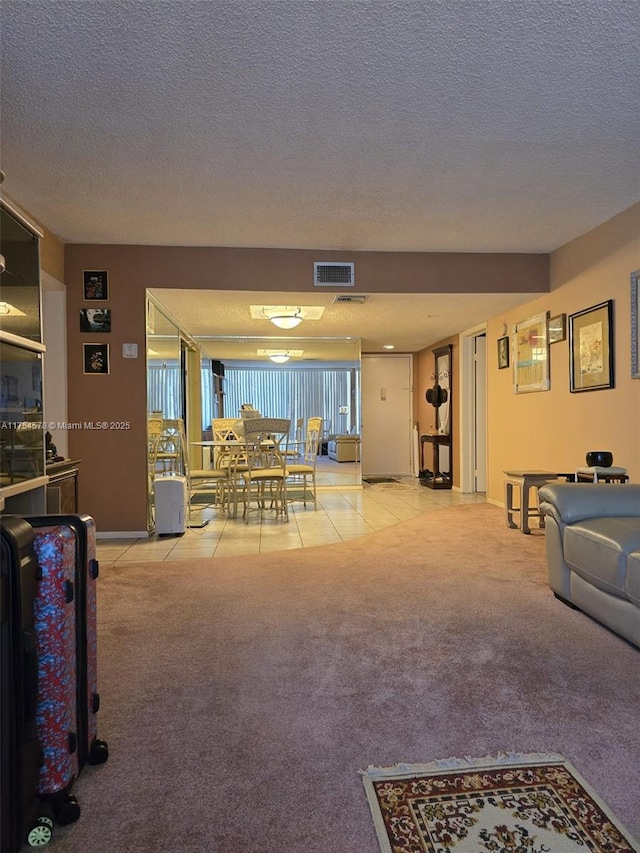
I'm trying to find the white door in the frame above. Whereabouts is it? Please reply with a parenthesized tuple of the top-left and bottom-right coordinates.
(361, 354, 413, 476)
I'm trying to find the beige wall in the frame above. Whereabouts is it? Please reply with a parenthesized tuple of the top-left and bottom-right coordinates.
(483, 203, 640, 504)
(63, 245, 547, 531)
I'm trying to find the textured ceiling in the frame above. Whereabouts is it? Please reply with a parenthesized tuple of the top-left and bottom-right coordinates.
(150, 288, 540, 359)
(1, 0, 638, 254)
(1, 2, 638, 353)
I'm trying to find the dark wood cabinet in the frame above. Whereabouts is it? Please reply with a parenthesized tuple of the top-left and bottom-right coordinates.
(46, 459, 80, 513)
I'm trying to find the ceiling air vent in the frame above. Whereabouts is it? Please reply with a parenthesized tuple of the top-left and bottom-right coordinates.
(333, 294, 368, 304)
(314, 262, 354, 286)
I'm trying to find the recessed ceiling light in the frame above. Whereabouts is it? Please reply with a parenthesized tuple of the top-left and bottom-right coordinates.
(383, 344, 395, 350)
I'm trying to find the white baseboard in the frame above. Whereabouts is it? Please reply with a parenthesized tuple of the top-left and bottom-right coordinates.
(97, 530, 149, 539)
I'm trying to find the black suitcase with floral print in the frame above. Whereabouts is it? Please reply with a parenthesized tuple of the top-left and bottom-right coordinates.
(0, 516, 55, 849)
(27, 514, 109, 825)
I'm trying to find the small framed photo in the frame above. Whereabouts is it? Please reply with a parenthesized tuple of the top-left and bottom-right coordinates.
(83, 270, 109, 301)
(548, 313, 566, 343)
(80, 308, 111, 332)
(569, 300, 614, 392)
(497, 336, 510, 369)
(83, 343, 110, 375)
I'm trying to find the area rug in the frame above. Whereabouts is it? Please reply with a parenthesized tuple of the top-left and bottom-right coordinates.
(361, 753, 638, 853)
(363, 477, 400, 484)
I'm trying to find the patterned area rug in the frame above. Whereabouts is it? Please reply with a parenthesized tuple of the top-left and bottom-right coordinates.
(361, 753, 638, 853)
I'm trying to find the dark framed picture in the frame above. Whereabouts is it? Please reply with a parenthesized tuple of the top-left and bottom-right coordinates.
(569, 300, 614, 392)
(548, 313, 566, 343)
(83, 270, 109, 301)
(497, 336, 509, 369)
(80, 308, 111, 332)
(83, 343, 110, 375)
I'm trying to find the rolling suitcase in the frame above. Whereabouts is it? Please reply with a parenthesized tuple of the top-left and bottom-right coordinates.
(27, 514, 108, 825)
(1, 517, 54, 850)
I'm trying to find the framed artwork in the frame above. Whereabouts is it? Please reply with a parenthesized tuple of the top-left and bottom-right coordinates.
(83, 270, 109, 300)
(83, 343, 110, 375)
(80, 308, 111, 332)
(632, 270, 639, 379)
(569, 299, 614, 392)
(514, 312, 549, 393)
(548, 313, 566, 343)
(497, 336, 509, 369)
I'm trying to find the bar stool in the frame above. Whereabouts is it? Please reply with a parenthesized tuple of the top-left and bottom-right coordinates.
(504, 470, 559, 534)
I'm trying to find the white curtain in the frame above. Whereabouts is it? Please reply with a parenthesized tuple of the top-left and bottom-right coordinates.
(147, 363, 182, 418)
(200, 365, 360, 435)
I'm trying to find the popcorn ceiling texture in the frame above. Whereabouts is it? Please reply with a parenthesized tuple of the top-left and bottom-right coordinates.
(1, 1, 638, 251)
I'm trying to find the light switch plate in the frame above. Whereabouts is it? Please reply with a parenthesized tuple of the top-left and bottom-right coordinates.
(122, 343, 138, 358)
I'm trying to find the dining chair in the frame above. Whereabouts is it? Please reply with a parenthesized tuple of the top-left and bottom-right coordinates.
(212, 417, 248, 516)
(284, 417, 304, 460)
(236, 417, 291, 524)
(285, 416, 323, 509)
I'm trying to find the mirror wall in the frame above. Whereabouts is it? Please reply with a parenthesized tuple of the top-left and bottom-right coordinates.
(198, 335, 362, 488)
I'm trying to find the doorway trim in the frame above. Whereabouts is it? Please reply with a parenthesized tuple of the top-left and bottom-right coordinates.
(459, 322, 487, 493)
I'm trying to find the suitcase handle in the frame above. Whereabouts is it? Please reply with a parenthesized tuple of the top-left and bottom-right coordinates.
(23, 629, 39, 723)
(64, 579, 74, 603)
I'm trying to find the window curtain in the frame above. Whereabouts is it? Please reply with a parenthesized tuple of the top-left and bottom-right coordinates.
(200, 366, 360, 436)
(147, 363, 182, 418)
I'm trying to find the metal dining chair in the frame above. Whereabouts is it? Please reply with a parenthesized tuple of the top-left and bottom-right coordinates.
(236, 417, 291, 523)
(285, 416, 323, 509)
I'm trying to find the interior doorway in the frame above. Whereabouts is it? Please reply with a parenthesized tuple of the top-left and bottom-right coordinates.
(460, 325, 487, 493)
(361, 354, 413, 477)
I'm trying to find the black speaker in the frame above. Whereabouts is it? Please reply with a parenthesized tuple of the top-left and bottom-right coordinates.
(211, 360, 225, 377)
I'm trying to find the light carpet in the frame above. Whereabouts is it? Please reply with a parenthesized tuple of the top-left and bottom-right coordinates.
(49, 504, 639, 852)
(362, 753, 638, 852)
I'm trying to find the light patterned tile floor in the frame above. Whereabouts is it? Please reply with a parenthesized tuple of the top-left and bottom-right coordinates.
(98, 476, 486, 564)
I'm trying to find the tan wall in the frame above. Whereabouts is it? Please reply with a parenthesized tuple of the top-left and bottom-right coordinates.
(484, 203, 640, 504)
(63, 245, 547, 530)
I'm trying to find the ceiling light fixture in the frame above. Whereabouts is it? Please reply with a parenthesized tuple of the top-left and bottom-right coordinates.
(265, 308, 303, 329)
(383, 344, 395, 350)
(268, 352, 290, 364)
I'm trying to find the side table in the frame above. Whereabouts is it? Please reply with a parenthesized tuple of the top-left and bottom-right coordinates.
(504, 470, 559, 534)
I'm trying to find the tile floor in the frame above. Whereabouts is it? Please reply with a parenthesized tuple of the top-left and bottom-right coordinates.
(97, 472, 487, 564)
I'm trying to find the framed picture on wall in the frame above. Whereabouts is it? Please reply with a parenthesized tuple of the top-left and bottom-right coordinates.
(569, 300, 614, 392)
(548, 313, 566, 343)
(497, 336, 509, 369)
(83, 343, 110, 375)
(83, 270, 109, 300)
(80, 308, 111, 332)
(514, 312, 549, 393)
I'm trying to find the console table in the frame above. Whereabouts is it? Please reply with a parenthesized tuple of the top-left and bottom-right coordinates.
(420, 433, 452, 490)
(504, 469, 558, 534)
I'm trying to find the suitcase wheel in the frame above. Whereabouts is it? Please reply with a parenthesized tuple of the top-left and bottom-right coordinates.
(27, 815, 54, 847)
(89, 737, 109, 765)
(53, 794, 81, 826)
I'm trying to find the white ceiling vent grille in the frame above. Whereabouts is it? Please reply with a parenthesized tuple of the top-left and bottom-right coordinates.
(314, 262, 354, 286)
(333, 294, 368, 304)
